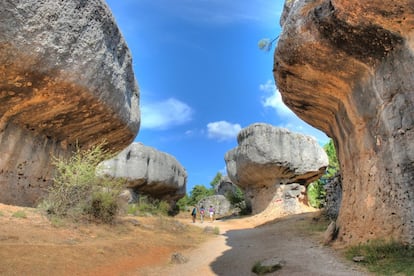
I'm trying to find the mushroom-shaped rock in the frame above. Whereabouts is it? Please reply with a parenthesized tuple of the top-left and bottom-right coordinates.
(225, 123, 328, 214)
(0, 0, 140, 206)
(99, 143, 187, 203)
(274, 0, 414, 245)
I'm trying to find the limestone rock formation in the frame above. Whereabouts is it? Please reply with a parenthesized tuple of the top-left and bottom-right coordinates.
(215, 175, 239, 197)
(274, 0, 414, 245)
(0, 0, 140, 206)
(225, 123, 328, 214)
(99, 143, 187, 203)
(198, 195, 232, 219)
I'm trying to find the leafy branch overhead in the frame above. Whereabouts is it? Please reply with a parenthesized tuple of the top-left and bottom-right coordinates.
(258, 36, 279, 52)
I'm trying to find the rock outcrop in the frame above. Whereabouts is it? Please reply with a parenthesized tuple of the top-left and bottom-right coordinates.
(225, 123, 328, 214)
(198, 195, 232, 219)
(98, 143, 187, 203)
(0, 0, 140, 206)
(274, 0, 414, 245)
(215, 175, 239, 197)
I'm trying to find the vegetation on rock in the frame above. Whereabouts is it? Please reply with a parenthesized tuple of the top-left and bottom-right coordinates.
(307, 139, 339, 208)
(39, 142, 125, 224)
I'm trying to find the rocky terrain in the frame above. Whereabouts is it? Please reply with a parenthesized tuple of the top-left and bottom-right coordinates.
(275, 0, 414, 245)
(99, 142, 187, 203)
(225, 123, 328, 214)
(0, 0, 140, 206)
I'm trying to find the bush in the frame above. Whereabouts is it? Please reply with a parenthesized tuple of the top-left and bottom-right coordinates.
(307, 180, 326, 208)
(128, 195, 170, 216)
(346, 240, 414, 275)
(39, 142, 124, 224)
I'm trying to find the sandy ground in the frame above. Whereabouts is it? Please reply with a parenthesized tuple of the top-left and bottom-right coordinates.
(0, 204, 370, 275)
(143, 213, 370, 276)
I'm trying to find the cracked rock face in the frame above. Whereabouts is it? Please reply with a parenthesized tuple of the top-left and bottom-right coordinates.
(275, 0, 414, 245)
(98, 143, 187, 203)
(0, 0, 140, 206)
(225, 123, 328, 214)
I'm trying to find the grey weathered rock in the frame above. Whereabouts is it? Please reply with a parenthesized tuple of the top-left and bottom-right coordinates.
(99, 143, 187, 203)
(0, 0, 140, 206)
(225, 123, 328, 214)
(215, 175, 239, 197)
(274, 0, 414, 245)
(198, 195, 232, 218)
(324, 173, 342, 220)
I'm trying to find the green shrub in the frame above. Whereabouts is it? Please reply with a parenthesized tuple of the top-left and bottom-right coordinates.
(307, 180, 326, 208)
(346, 240, 414, 275)
(134, 195, 170, 216)
(252, 260, 282, 275)
(12, 210, 27, 219)
(39, 142, 124, 223)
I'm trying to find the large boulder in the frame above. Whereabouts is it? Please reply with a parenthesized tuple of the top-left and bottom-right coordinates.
(274, 0, 414, 245)
(0, 0, 140, 206)
(225, 123, 328, 214)
(98, 143, 187, 203)
(198, 195, 232, 219)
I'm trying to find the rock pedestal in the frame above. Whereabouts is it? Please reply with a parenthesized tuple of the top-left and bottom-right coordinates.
(225, 123, 328, 214)
(0, 0, 140, 206)
(274, 0, 414, 245)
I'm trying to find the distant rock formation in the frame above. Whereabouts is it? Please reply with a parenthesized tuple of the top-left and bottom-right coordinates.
(274, 0, 414, 245)
(225, 123, 328, 214)
(99, 143, 187, 203)
(0, 0, 140, 206)
(198, 195, 232, 219)
(215, 175, 238, 197)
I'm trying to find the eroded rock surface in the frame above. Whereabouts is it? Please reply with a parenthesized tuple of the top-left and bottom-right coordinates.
(225, 123, 328, 214)
(275, 0, 414, 245)
(99, 143, 187, 203)
(0, 0, 140, 206)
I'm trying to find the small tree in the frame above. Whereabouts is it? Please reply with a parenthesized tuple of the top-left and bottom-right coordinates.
(307, 139, 340, 208)
(40, 142, 124, 223)
(210, 172, 222, 190)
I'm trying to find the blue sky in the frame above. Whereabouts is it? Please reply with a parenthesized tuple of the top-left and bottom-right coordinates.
(105, 0, 329, 193)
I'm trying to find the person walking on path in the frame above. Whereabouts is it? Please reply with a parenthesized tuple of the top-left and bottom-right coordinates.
(191, 206, 197, 223)
(199, 206, 205, 223)
(208, 205, 215, 222)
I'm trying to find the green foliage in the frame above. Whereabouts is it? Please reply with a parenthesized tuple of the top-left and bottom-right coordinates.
(307, 180, 326, 208)
(252, 261, 282, 275)
(258, 36, 279, 52)
(40, 142, 124, 224)
(307, 139, 339, 208)
(346, 240, 414, 275)
(176, 194, 190, 211)
(129, 195, 170, 216)
(323, 139, 339, 177)
(226, 186, 244, 205)
(210, 172, 222, 189)
(12, 210, 27, 219)
(188, 185, 214, 206)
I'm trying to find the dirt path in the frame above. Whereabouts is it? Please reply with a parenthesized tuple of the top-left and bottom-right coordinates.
(0, 203, 370, 275)
(143, 213, 370, 276)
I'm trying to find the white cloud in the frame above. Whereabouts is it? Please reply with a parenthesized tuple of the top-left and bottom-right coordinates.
(207, 121, 241, 142)
(260, 80, 293, 117)
(141, 98, 193, 130)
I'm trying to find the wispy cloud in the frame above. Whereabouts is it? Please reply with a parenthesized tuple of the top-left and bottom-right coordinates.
(259, 80, 330, 145)
(141, 98, 193, 130)
(154, 0, 281, 25)
(207, 121, 241, 141)
(260, 79, 293, 117)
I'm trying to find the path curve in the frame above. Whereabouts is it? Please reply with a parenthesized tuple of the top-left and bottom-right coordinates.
(142, 213, 371, 276)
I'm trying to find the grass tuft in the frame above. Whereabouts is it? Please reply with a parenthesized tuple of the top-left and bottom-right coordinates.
(346, 240, 414, 275)
(12, 210, 27, 219)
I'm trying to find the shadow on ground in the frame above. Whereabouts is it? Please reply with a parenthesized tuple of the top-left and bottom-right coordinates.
(209, 213, 368, 276)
